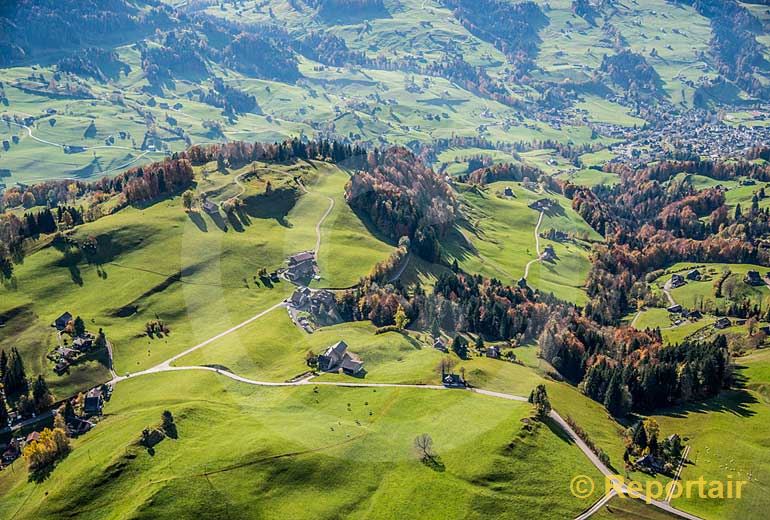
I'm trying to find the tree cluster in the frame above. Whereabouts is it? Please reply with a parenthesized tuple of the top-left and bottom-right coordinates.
(345, 147, 457, 262)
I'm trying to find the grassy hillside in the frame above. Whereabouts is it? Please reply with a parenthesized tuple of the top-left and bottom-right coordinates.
(0, 370, 604, 519)
(450, 181, 600, 304)
(0, 160, 392, 399)
(649, 348, 770, 519)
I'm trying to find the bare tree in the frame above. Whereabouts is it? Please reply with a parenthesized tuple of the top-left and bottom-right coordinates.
(414, 433, 434, 462)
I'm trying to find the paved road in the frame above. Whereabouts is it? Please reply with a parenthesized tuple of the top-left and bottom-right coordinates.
(109, 357, 700, 520)
(388, 253, 412, 282)
(523, 210, 545, 279)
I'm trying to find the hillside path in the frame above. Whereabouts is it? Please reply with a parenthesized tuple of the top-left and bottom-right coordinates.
(662, 280, 677, 307)
(523, 210, 545, 279)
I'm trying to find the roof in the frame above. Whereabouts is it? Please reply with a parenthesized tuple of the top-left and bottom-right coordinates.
(323, 341, 348, 361)
(290, 252, 314, 264)
(340, 354, 364, 373)
(55, 311, 73, 323)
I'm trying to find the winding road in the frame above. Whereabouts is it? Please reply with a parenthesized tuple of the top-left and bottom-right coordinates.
(102, 298, 701, 520)
(523, 209, 545, 280)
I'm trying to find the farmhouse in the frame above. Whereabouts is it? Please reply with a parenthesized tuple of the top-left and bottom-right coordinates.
(715, 317, 732, 329)
(285, 251, 317, 283)
(433, 337, 447, 351)
(686, 269, 702, 281)
(290, 286, 312, 307)
(667, 304, 683, 314)
(1, 439, 20, 465)
(635, 453, 664, 473)
(517, 278, 528, 289)
(317, 341, 364, 376)
(72, 336, 93, 351)
(84, 387, 104, 416)
(669, 274, 686, 288)
(529, 198, 556, 211)
(486, 346, 500, 359)
(442, 373, 465, 388)
(309, 290, 336, 314)
(685, 309, 702, 321)
(53, 311, 73, 330)
(289, 251, 314, 266)
(542, 245, 556, 261)
(744, 270, 763, 286)
(202, 200, 219, 214)
(503, 186, 514, 197)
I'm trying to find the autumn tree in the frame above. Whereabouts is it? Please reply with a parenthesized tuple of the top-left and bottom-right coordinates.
(22, 426, 71, 471)
(394, 304, 409, 330)
(182, 189, 196, 211)
(529, 384, 551, 419)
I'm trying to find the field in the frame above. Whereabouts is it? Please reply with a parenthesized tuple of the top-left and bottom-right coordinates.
(654, 263, 770, 312)
(451, 181, 601, 304)
(0, 370, 605, 519)
(0, 160, 393, 400)
(649, 348, 770, 519)
(0, 0, 746, 184)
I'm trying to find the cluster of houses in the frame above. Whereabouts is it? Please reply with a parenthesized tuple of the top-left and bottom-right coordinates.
(50, 312, 98, 375)
(284, 251, 318, 284)
(598, 106, 770, 167)
(288, 287, 339, 332)
(668, 269, 701, 289)
(1, 385, 107, 470)
(666, 304, 702, 324)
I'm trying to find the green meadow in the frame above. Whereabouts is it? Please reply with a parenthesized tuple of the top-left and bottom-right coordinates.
(657, 263, 770, 311)
(451, 181, 600, 304)
(650, 349, 770, 519)
(0, 370, 604, 519)
(0, 160, 392, 399)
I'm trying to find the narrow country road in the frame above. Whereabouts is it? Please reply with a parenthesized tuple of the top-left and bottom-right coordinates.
(106, 315, 701, 520)
(662, 280, 677, 307)
(128, 300, 287, 374)
(523, 210, 545, 279)
(315, 195, 335, 255)
(296, 178, 335, 255)
(388, 253, 411, 282)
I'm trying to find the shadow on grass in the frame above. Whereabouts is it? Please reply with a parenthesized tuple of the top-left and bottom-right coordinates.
(187, 211, 208, 232)
(655, 389, 758, 419)
(421, 455, 446, 472)
(28, 450, 70, 483)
